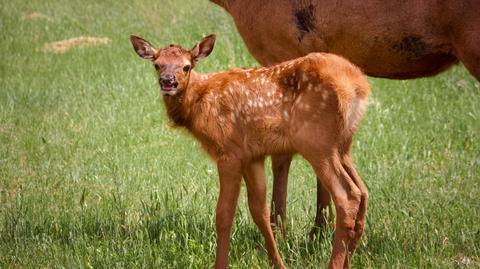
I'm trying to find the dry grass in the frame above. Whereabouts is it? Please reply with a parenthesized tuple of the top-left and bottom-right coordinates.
(44, 36, 110, 53)
(21, 12, 50, 21)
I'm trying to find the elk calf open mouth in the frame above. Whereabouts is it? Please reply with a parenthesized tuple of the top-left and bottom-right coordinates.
(160, 81, 178, 92)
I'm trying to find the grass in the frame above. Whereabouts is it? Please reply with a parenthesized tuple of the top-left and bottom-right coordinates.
(0, 0, 479, 268)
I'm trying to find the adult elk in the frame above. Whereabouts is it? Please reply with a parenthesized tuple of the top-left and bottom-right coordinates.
(131, 33, 370, 268)
(210, 0, 480, 234)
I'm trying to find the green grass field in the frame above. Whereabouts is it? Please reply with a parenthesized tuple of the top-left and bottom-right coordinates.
(1, 0, 479, 268)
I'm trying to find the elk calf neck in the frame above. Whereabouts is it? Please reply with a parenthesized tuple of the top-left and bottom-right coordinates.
(131, 34, 370, 269)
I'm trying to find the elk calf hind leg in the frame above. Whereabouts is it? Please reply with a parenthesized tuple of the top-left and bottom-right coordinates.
(309, 155, 363, 269)
(270, 154, 293, 236)
(310, 180, 334, 238)
(340, 154, 369, 260)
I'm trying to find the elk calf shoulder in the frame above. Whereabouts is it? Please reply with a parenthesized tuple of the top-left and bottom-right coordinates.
(131, 34, 370, 269)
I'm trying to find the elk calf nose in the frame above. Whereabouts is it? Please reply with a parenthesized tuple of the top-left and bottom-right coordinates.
(160, 74, 175, 84)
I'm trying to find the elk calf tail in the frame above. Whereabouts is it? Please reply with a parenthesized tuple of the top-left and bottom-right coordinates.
(345, 89, 368, 136)
(340, 76, 370, 154)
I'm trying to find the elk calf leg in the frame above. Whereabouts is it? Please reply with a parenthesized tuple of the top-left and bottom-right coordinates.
(312, 156, 362, 269)
(270, 154, 292, 236)
(341, 154, 369, 264)
(310, 180, 334, 238)
(215, 162, 243, 269)
(272, 154, 334, 238)
(245, 159, 286, 268)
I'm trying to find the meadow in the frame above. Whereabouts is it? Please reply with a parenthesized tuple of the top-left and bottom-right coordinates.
(0, 0, 479, 268)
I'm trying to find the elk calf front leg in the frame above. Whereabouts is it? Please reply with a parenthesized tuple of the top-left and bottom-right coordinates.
(215, 161, 243, 269)
(245, 158, 286, 269)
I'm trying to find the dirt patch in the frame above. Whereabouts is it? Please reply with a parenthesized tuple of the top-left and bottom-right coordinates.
(21, 12, 50, 21)
(44, 36, 111, 53)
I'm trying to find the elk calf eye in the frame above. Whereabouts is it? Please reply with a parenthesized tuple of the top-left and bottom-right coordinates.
(183, 65, 191, 72)
(154, 64, 160, 70)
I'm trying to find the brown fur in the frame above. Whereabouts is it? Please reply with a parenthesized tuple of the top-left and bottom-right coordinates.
(210, 0, 480, 236)
(211, 0, 480, 80)
(131, 34, 370, 269)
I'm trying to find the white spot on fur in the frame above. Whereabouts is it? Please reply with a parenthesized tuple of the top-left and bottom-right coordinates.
(307, 83, 314, 91)
(301, 73, 308, 82)
(294, 95, 303, 105)
(321, 89, 329, 99)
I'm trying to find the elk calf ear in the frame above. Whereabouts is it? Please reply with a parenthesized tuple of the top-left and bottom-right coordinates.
(190, 34, 216, 63)
(130, 35, 157, 60)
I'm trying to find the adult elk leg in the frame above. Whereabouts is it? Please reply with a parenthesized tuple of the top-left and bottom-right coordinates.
(215, 160, 243, 269)
(454, 23, 480, 81)
(245, 158, 286, 269)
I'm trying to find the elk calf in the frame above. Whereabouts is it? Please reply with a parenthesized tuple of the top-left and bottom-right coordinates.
(131, 34, 370, 269)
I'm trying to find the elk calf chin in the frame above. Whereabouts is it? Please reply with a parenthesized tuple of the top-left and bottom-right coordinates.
(131, 34, 370, 269)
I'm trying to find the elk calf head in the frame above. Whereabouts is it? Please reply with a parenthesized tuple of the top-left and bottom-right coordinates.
(130, 34, 216, 95)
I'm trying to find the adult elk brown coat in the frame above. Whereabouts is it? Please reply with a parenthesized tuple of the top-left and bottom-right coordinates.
(130, 34, 370, 269)
(210, 0, 480, 233)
